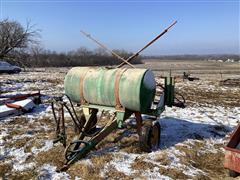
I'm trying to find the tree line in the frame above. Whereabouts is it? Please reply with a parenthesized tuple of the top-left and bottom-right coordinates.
(0, 19, 142, 67)
(143, 54, 239, 61)
(1, 19, 238, 68)
(21, 47, 142, 67)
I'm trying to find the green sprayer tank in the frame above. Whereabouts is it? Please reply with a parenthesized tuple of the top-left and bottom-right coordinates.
(64, 67, 156, 113)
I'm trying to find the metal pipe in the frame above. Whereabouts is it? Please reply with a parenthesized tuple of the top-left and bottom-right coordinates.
(117, 20, 177, 68)
(80, 30, 135, 68)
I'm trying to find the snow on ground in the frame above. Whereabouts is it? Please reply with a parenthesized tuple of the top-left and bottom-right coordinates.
(9, 147, 35, 171)
(31, 140, 54, 155)
(0, 69, 240, 179)
(38, 164, 70, 180)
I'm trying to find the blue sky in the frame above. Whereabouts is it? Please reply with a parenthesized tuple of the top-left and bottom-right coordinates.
(1, 0, 239, 55)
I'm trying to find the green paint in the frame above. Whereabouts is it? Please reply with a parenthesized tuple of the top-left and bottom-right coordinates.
(116, 111, 125, 128)
(67, 141, 95, 165)
(64, 67, 89, 102)
(64, 67, 156, 112)
(164, 77, 175, 107)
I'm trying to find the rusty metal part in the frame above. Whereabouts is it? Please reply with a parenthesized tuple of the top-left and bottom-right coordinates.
(225, 150, 240, 175)
(51, 101, 58, 124)
(80, 30, 135, 68)
(78, 109, 98, 140)
(134, 112, 142, 136)
(139, 124, 152, 152)
(63, 104, 81, 133)
(5, 103, 22, 109)
(139, 119, 161, 152)
(61, 103, 66, 147)
(114, 68, 127, 110)
(224, 123, 240, 174)
(59, 103, 66, 147)
(151, 121, 161, 149)
(56, 104, 61, 135)
(51, 96, 99, 150)
(79, 71, 88, 105)
(0, 91, 41, 105)
(52, 101, 67, 147)
(117, 20, 177, 68)
(89, 113, 117, 143)
(51, 96, 82, 147)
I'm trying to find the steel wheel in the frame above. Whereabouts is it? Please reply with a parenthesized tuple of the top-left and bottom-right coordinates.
(65, 140, 89, 161)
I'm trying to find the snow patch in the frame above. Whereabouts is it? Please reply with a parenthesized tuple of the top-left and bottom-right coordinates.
(31, 140, 53, 154)
(102, 152, 138, 176)
(13, 134, 34, 140)
(38, 164, 70, 180)
(143, 167, 172, 180)
(8, 147, 35, 171)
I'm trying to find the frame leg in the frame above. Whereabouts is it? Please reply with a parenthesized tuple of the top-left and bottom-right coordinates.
(134, 112, 142, 136)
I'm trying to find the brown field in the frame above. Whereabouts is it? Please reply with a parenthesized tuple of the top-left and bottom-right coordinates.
(0, 59, 240, 179)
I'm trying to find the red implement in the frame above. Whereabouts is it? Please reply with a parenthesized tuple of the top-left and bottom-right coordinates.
(224, 123, 240, 176)
(6, 103, 22, 109)
(0, 91, 41, 105)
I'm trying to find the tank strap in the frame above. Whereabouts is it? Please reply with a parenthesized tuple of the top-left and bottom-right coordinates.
(114, 68, 127, 110)
(79, 70, 88, 105)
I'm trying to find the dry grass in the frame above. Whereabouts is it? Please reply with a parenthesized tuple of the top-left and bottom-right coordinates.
(176, 82, 240, 107)
(131, 156, 157, 171)
(175, 141, 228, 179)
(159, 167, 190, 179)
(7, 170, 38, 180)
(34, 145, 65, 169)
(44, 77, 63, 85)
(8, 117, 28, 125)
(154, 152, 171, 166)
(1, 65, 240, 179)
(0, 162, 38, 180)
(0, 163, 12, 177)
(105, 166, 130, 179)
(67, 153, 113, 179)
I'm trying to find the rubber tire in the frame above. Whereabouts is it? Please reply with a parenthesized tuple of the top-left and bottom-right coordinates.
(13, 69, 20, 74)
(229, 170, 240, 177)
(139, 121, 161, 152)
(150, 122, 161, 150)
(139, 125, 152, 152)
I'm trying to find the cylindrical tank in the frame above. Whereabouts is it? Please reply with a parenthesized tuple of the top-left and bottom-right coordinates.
(64, 67, 156, 113)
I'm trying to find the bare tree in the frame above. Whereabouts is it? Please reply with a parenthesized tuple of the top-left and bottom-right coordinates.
(0, 19, 39, 59)
(75, 47, 92, 57)
(94, 47, 108, 56)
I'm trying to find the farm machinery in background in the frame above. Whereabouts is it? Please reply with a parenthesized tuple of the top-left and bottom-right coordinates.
(50, 21, 185, 171)
(182, 72, 200, 81)
(0, 92, 41, 118)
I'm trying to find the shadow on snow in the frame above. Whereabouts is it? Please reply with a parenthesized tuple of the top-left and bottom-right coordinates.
(159, 116, 232, 149)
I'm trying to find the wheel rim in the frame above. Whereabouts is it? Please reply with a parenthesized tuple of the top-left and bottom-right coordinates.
(150, 122, 161, 149)
(65, 140, 87, 161)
